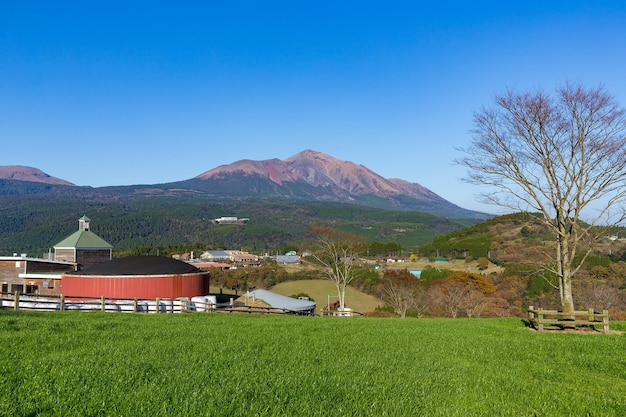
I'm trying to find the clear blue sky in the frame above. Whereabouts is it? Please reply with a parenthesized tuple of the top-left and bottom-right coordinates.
(1, 1, 625, 213)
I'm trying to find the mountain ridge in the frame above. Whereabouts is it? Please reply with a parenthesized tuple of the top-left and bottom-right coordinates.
(0, 150, 489, 220)
(193, 149, 486, 219)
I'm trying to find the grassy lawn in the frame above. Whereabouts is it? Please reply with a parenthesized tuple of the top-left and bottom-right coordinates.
(1, 311, 625, 416)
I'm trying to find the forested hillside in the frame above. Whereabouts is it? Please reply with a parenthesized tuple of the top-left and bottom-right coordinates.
(413, 213, 626, 316)
(0, 195, 471, 256)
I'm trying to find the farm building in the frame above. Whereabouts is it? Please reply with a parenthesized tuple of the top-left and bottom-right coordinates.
(246, 289, 316, 315)
(0, 215, 110, 296)
(212, 216, 249, 224)
(275, 254, 301, 264)
(61, 255, 210, 300)
(54, 215, 113, 269)
(200, 250, 231, 261)
(199, 250, 258, 263)
(0, 255, 75, 295)
(226, 250, 258, 263)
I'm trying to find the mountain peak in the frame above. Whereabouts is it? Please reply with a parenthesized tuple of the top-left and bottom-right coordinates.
(0, 165, 75, 186)
(193, 150, 488, 219)
(288, 149, 335, 161)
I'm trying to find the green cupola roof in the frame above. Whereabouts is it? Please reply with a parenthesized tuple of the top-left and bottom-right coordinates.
(54, 216, 112, 249)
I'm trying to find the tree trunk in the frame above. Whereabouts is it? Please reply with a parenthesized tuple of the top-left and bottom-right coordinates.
(339, 285, 346, 310)
(561, 276, 575, 313)
(556, 217, 575, 313)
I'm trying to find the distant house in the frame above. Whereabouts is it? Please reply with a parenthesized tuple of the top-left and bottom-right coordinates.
(200, 250, 231, 261)
(53, 215, 112, 269)
(212, 217, 249, 225)
(226, 250, 258, 263)
(187, 261, 231, 270)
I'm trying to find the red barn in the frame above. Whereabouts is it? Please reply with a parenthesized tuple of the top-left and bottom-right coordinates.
(60, 256, 209, 299)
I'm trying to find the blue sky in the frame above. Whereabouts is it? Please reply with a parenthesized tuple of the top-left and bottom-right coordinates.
(1, 1, 625, 213)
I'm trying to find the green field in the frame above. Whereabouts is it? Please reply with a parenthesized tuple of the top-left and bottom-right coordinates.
(1, 311, 625, 416)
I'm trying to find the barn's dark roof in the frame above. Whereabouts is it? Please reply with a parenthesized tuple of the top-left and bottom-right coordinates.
(68, 255, 203, 276)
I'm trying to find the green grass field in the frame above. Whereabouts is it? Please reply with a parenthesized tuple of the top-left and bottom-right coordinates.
(1, 311, 625, 416)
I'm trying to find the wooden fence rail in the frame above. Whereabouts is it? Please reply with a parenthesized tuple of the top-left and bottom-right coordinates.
(528, 306, 609, 334)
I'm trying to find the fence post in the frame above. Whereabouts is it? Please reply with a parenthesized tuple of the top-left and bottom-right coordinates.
(60, 294, 65, 311)
(602, 310, 609, 334)
(588, 308, 594, 323)
(101, 296, 106, 312)
(133, 298, 138, 313)
(156, 298, 160, 314)
(537, 308, 544, 332)
(13, 291, 19, 311)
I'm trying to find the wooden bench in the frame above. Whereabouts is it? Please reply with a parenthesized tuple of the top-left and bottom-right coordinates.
(528, 306, 609, 334)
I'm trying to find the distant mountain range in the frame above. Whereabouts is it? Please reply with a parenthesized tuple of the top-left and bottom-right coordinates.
(0, 150, 488, 220)
(0, 165, 75, 186)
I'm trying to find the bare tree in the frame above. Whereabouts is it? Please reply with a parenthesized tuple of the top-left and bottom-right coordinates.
(380, 270, 423, 318)
(429, 283, 468, 318)
(308, 226, 365, 311)
(575, 265, 625, 311)
(459, 83, 626, 312)
(463, 287, 486, 318)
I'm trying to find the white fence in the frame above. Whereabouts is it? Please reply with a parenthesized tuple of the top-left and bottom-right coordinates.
(0, 293, 315, 315)
(0, 293, 218, 313)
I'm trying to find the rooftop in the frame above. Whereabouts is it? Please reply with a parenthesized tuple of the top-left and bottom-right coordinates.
(54, 230, 113, 249)
(68, 255, 204, 276)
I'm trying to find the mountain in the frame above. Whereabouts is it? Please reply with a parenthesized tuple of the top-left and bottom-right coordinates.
(0, 166, 74, 186)
(0, 151, 489, 253)
(191, 150, 487, 219)
(0, 150, 488, 219)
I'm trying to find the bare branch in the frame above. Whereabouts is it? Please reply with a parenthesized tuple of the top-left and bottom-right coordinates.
(458, 83, 626, 312)
(308, 225, 365, 311)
